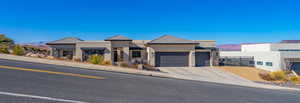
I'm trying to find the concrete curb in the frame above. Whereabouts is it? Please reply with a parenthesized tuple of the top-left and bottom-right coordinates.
(0, 54, 171, 79)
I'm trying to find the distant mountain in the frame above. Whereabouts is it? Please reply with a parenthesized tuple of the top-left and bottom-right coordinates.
(217, 43, 259, 51)
(217, 44, 241, 51)
(19, 41, 50, 50)
(20, 41, 50, 46)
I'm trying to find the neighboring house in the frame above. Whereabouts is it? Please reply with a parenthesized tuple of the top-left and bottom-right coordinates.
(46, 37, 83, 59)
(220, 42, 300, 74)
(47, 35, 219, 67)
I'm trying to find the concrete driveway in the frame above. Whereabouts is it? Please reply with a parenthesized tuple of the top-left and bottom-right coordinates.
(159, 67, 256, 86)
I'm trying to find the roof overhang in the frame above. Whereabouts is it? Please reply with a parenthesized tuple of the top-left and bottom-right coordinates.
(147, 43, 199, 45)
(104, 40, 132, 41)
(195, 46, 218, 50)
(80, 47, 106, 50)
(129, 47, 144, 50)
(46, 43, 76, 45)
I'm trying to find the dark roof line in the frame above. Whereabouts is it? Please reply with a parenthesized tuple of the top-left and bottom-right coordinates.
(46, 37, 83, 45)
(148, 35, 198, 44)
(104, 35, 132, 41)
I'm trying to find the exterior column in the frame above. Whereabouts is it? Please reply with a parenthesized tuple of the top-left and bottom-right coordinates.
(53, 49, 58, 58)
(72, 48, 76, 60)
(117, 49, 121, 62)
(147, 47, 155, 67)
(75, 47, 83, 61)
(189, 50, 195, 67)
(210, 50, 213, 67)
(59, 49, 64, 58)
(123, 47, 130, 63)
(210, 49, 219, 67)
(49, 48, 54, 56)
(104, 47, 112, 62)
(141, 50, 147, 63)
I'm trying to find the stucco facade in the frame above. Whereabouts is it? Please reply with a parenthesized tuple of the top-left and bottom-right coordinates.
(47, 35, 218, 67)
(75, 41, 111, 61)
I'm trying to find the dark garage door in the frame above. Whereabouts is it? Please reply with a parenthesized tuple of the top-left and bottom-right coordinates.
(291, 62, 300, 74)
(155, 52, 189, 67)
(195, 52, 210, 67)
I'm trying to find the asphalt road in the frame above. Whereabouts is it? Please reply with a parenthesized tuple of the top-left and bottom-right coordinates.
(0, 59, 299, 103)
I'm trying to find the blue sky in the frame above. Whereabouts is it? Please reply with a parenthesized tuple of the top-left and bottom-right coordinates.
(1, 0, 300, 44)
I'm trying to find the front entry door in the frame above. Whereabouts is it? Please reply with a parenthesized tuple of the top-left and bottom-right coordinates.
(113, 51, 118, 62)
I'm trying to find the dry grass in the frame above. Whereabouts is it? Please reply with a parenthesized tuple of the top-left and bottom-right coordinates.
(216, 66, 269, 82)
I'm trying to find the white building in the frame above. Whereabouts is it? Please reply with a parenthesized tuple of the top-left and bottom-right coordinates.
(220, 43, 300, 73)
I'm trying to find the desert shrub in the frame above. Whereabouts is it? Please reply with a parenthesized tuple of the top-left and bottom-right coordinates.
(0, 34, 14, 45)
(56, 57, 68, 60)
(101, 60, 112, 65)
(269, 70, 288, 81)
(289, 76, 300, 84)
(120, 62, 130, 67)
(131, 64, 139, 69)
(88, 54, 104, 64)
(119, 62, 139, 69)
(74, 58, 81, 62)
(12, 45, 25, 55)
(143, 63, 159, 71)
(0, 46, 9, 54)
(259, 72, 274, 81)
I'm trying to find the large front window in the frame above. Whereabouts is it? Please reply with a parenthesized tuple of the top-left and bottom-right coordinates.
(265, 62, 273, 66)
(82, 49, 104, 61)
(257, 61, 263, 65)
(132, 51, 141, 58)
(62, 50, 73, 59)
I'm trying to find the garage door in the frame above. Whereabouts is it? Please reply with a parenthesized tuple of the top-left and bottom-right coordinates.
(291, 62, 300, 74)
(195, 52, 210, 67)
(155, 52, 189, 67)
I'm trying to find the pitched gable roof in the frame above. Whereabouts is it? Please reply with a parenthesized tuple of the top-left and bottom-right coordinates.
(105, 35, 132, 41)
(46, 37, 83, 45)
(148, 35, 198, 44)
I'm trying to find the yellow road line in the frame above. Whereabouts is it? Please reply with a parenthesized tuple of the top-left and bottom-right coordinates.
(0, 65, 105, 80)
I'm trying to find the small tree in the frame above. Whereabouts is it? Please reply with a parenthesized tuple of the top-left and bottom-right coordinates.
(0, 34, 14, 46)
(0, 45, 9, 54)
(12, 45, 25, 55)
(88, 54, 104, 64)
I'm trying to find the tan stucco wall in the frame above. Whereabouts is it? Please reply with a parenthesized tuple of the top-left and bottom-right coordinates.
(147, 47, 155, 66)
(49, 44, 76, 58)
(75, 41, 111, 61)
(189, 50, 196, 67)
(194, 40, 216, 47)
(111, 41, 131, 47)
(49, 39, 218, 67)
(110, 41, 132, 63)
(147, 44, 197, 67)
(147, 44, 196, 52)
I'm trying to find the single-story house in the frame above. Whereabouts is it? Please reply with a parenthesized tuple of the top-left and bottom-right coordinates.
(220, 41, 300, 74)
(46, 35, 219, 67)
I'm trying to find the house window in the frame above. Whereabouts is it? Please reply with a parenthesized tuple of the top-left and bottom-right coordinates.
(257, 61, 263, 65)
(249, 61, 254, 64)
(132, 51, 141, 58)
(265, 62, 273, 66)
(62, 50, 73, 59)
